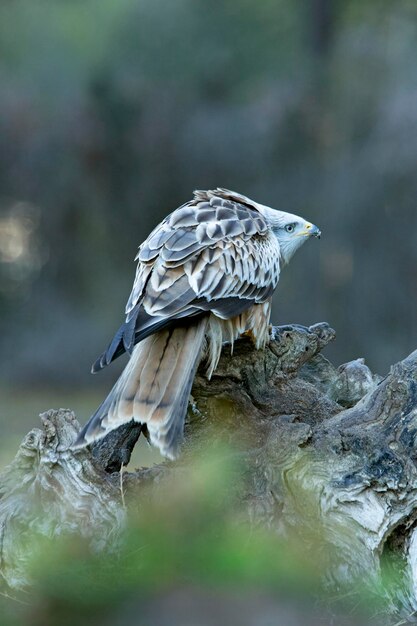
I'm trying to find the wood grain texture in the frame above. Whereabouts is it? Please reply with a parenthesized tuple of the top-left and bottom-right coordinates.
(2, 323, 417, 620)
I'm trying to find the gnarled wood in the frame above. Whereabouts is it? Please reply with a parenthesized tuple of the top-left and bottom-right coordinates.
(1, 322, 417, 619)
(0, 410, 125, 588)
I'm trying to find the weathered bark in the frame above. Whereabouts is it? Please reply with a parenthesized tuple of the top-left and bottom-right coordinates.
(0, 410, 125, 589)
(1, 322, 417, 617)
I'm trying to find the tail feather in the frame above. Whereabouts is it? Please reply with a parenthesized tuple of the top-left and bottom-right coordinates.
(75, 302, 272, 460)
(74, 318, 207, 459)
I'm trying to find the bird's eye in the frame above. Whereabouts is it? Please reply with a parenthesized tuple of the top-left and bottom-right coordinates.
(285, 223, 295, 233)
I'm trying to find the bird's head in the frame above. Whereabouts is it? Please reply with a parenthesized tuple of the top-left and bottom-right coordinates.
(256, 204, 321, 265)
(196, 189, 321, 265)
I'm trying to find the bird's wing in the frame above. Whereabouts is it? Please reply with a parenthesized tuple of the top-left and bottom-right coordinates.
(93, 190, 281, 372)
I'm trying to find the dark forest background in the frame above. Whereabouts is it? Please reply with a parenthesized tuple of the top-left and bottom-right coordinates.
(1, 0, 417, 424)
(1, 3, 417, 624)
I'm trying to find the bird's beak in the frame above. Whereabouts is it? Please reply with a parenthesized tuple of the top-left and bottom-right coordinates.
(299, 223, 321, 239)
(310, 223, 321, 239)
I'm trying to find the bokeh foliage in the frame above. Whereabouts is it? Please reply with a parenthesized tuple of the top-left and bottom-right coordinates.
(0, 450, 402, 626)
(1, 4, 417, 623)
(0, 0, 417, 626)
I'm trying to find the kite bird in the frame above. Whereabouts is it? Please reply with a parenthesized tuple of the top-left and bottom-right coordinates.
(75, 189, 320, 458)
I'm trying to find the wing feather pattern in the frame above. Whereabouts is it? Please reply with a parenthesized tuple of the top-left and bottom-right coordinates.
(93, 189, 281, 372)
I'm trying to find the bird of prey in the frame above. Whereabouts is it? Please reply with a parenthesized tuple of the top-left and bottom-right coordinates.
(75, 188, 320, 458)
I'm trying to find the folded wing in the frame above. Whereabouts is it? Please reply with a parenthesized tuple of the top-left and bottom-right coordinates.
(92, 188, 281, 373)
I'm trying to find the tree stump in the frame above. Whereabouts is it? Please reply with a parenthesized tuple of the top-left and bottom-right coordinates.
(1, 322, 417, 618)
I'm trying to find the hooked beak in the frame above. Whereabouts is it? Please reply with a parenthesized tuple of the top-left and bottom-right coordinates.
(300, 222, 321, 239)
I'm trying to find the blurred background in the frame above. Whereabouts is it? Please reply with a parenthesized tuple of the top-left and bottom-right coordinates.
(1, 0, 417, 454)
(1, 3, 417, 624)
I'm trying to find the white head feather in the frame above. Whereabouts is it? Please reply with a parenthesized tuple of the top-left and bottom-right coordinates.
(254, 202, 321, 265)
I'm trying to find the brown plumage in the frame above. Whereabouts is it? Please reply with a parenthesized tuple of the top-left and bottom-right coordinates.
(74, 188, 320, 458)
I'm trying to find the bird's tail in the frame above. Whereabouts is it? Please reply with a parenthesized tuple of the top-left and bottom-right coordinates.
(74, 318, 207, 459)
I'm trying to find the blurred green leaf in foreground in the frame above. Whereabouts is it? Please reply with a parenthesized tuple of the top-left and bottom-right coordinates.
(0, 448, 403, 626)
